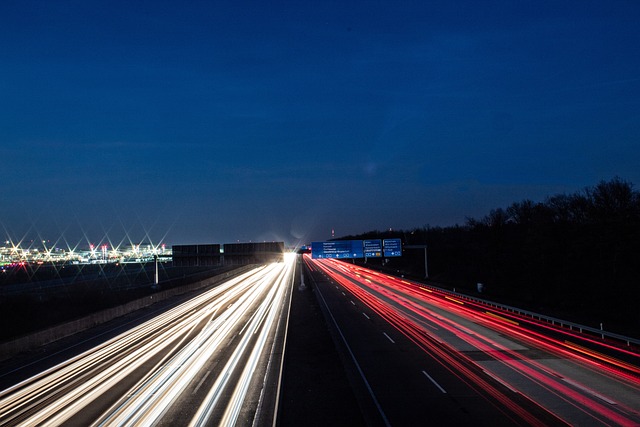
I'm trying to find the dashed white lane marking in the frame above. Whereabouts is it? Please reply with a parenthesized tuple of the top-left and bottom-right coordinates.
(422, 370, 447, 394)
(192, 370, 211, 395)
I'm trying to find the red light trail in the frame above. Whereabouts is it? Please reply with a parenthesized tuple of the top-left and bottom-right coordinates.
(306, 256, 640, 426)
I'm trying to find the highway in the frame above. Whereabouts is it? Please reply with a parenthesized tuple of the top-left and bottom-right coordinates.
(0, 254, 295, 426)
(305, 256, 640, 426)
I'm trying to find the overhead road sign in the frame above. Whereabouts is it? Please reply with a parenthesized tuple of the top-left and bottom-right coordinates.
(311, 240, 364, 259)
(363, 239, 382, 257)
(383, 239, 402, 257)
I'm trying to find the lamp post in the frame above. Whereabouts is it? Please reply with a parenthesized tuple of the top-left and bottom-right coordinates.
(154, 254, 159, 286)
(423, 245, 428, 279)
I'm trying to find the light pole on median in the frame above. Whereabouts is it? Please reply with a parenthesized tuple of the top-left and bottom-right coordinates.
(154, 254, 159, 287)
(424, 246, 428, 279)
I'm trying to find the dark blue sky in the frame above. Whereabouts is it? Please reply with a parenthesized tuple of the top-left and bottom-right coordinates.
(1, 1, 639, 248)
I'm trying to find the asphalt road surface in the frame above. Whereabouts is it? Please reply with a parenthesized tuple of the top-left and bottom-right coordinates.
(2, 253, 638, 426)
(304, 256, 640, 426)
(0, 257, 295, 426)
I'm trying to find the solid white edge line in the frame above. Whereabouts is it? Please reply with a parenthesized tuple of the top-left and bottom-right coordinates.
(314, 274, 392, 427)
(270, 259, 296, 427)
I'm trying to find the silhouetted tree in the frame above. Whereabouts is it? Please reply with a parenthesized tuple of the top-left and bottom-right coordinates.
(585, 177, 639, 223)
(344, 177, 640, 336)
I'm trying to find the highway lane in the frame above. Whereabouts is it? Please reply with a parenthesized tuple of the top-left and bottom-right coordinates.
(0, 254, 295, 426)
(305, 256, 640, 426)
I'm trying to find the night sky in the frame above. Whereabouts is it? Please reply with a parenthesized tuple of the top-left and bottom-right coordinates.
(1, 1, 639, 248)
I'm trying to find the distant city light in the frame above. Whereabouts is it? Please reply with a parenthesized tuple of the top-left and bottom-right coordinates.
(0, 241, 172, 266)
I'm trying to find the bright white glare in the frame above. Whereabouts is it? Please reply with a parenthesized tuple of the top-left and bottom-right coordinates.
(0, 256, 296, 426)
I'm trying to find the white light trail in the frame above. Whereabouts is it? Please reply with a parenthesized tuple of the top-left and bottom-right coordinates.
(0, 256, 296, 426)
(190, 255, 295, 426)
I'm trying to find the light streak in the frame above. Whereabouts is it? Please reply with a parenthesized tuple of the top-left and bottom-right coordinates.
(307, 256, 640, 426)
(0, 255, 296, 426)
(485, 311, 520, 326)
(192, 256, 294, 426)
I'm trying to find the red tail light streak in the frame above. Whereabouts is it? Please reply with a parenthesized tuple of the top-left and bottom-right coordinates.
(305, 256, 640, 426)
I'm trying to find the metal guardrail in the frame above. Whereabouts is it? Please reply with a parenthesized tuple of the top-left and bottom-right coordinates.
(412, 281, 640, 348)
(351, 260, 640, 349)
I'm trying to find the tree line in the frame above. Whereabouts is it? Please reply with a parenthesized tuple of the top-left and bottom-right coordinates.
(341, 177, 640, 337)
